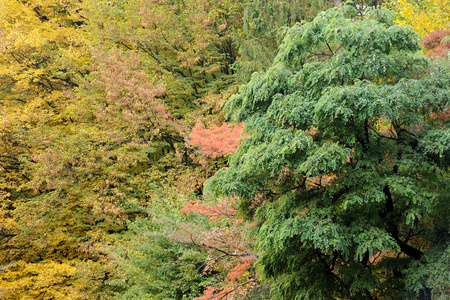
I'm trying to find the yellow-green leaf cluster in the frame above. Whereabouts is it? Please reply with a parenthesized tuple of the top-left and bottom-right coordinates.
(0, 260, 79, 299)
(389, 0, 450, 37)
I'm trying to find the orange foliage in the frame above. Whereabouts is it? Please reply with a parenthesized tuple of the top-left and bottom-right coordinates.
(193, 256, 257, 300)
(180, 199, 237, 221)
(189, 122, 244, 158)
(227, 257, 252, 283)
(178, 197, 258, 299)
(430, 108, 450, 122)
(423, 29, 450, 58)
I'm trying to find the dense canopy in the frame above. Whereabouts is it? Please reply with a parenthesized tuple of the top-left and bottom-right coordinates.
(207, 4, 450, 299)
(0, 0, 448, 299)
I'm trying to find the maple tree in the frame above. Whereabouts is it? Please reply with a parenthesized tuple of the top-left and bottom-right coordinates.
(207, 4, 449, 299)
(177, 197, 260, 300)
(190, 122, 244, 159)
(423, 29, 450, 58)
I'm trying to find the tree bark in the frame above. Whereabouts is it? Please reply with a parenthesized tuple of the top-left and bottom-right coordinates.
(418, 287, 431, 300)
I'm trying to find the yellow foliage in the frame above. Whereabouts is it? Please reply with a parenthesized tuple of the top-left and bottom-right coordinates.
(0, 0, 90, 99)
(389, 0, 450, 37)
(0, 0, 93, 297)
(0, 260, 80, 299)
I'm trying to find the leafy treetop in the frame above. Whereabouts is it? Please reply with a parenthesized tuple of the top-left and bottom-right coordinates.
(206, 4, 449, 299)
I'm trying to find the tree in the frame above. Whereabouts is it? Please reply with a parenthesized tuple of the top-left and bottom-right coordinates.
(1, 0, 245, 296)
(0, 1, 92, 298)
(233, 0, 333, 83)
(206, 4, 449, 299)
(83, 0, 242, 120)
(179, 197, 260, 300)
(233, 0, 385, 84)
(389, 0, 450, 37)
(106, 215, 210, 300)
(190, 122, 244, 159)
(10, 46, 195, 298)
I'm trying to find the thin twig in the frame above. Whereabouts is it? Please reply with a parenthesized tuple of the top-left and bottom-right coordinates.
(217, 279, 258, 300)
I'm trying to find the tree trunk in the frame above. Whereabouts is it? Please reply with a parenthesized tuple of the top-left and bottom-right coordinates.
(418, 288, 431, 300)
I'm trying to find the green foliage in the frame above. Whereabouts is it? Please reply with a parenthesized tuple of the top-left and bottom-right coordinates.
(207, 4, 450, 299)
(233, 0, 333, 83)
(83, 0, 242, 121)
(108, 217, 210, 300)
(405, 243, 450, 298)
(2, 0, 447, 298)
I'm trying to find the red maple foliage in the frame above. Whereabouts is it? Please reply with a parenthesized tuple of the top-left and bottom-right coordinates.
(177, 198, 259, 300)
(189, 122, 244, 158)
(423, 29, 450, 58)
(179, 199, 237, 222)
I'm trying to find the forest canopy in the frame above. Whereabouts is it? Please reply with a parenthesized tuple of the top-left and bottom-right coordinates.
(0, 0, 448, 299)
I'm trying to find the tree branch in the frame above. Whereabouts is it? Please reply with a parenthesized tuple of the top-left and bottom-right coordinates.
(382, 184, 423, 259)
(217, 279, 257, 300)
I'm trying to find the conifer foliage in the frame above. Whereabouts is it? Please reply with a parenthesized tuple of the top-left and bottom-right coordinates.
(207, 4, 450, 299)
